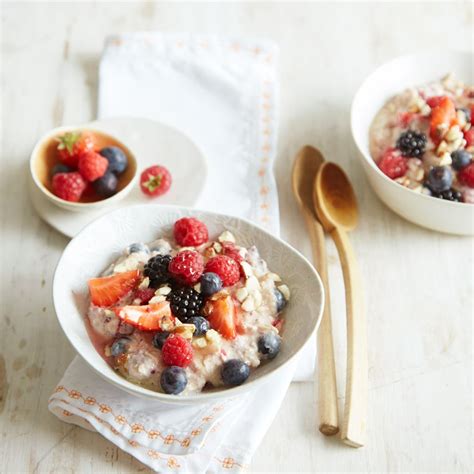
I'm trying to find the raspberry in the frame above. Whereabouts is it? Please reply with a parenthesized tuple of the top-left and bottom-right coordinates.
(169, 250, 204, 285)
(174, 217, 209, 247)
(134, 288, 155, 305)
(205, 255, 240, 287)
(221, 242, 243, 263)
(464, 129, 474, 147)
(377, 148, 407, 179)
(52, 172, 87, 202)
(458, 162, 474, 188)
(78, 151, 108, 182)
(162, 334, 193, 367)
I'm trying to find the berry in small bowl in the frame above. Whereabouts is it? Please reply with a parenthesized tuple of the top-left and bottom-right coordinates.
(30, 125, 137, 212)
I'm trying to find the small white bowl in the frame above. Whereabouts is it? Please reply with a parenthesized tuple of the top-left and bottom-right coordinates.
(53, 205, 324, 404)
(30, 125, 137, 212)
(351, 51, 474, 235)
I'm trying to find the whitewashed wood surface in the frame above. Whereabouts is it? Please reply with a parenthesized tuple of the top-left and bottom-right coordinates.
(1, 2, 472, 472)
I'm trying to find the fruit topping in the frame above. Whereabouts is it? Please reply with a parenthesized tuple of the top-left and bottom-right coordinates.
(52, 171, 87, 202)
(200, 272, 223, 297)
(110, 337, 131, 356)
(161, 334, 193, 367)
(144, 254, 172, 288)
(113, 301, 174, 331)
(274, 288, 287, 313)
(396, 130, 427, 158)
(57, 131, 95, 167)
(99, 146, 128, 175)
(464, 128, 474, 147)
(429, 96, 457, 141)
(426, 166, 453, 193)
(458, 162, 474, 188)
(173, 217, 209, 247)
(167, 287, 204, 322)
(203, 293, 238, 340)
(93, 171, 118, 198)
(377, 148, 407, 180)
(152, 331, 170, 350)
(431, 188, 463, 202)
(134, 288, 155, 305)
(160, 366, 187, 394)
(51, 163, 73, 176)
(140, 165, 172, 197)
(451, 150, 472, 171)
(169, 250, 204, 285)
(127, 243, 149, 254)
(78, 150, 108, 182)
(88, 270, 140, 307)
(205, 255, 240, 287)
(221, 359, 250, 386)
(257, 333, 281, 360)
(221, 241, 244, 263)
(188, 316, 210, 337)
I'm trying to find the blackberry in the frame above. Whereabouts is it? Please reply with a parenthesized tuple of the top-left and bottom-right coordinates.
(167, 287, 204, 322)
(144, 254, 172, 288)
(431, 188, 463, 202)
(396, 130, 427, 158)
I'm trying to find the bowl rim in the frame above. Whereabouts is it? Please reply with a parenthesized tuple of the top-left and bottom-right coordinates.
(350, 50, 474, 208)
(29, 124, 138, 209)
(52, 203, 325, 403)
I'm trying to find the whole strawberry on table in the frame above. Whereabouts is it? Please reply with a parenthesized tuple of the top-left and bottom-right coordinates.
(85, 217, 289, 395)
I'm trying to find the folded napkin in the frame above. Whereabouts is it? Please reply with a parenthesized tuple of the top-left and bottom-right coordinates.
(49, 33, 315, 472)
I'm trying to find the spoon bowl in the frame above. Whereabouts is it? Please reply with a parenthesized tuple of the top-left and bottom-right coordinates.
(315, 162, 358, 232)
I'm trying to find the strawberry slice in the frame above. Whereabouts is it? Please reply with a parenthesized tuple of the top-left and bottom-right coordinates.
(113, 302, 175, 331)
(88, 270, 140, 307)
(204, 293, 238, 339)
(429, 96, 457, 141)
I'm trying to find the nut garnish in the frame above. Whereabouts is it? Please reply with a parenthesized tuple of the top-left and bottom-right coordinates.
(240, 261, 254, 279)
(149, 295, 166, 304)
(241, 295, 256, 312)
(245, 275, 260, 292)
(138, 277, 150, 289)
(235, 287, 249, 302)
(218, 231, 236, 243)
(155, 285, 171, 296)
(174, 323, 196, 340)
(192, 337, 208, 349)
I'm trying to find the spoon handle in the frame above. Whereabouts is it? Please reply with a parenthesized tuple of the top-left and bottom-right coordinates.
(302, 210, 339, 436)
(330, 226, 367, 448)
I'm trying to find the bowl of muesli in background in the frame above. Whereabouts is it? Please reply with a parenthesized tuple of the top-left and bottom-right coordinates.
(351, 51, 474, 235)
(53, 205, 324, 404)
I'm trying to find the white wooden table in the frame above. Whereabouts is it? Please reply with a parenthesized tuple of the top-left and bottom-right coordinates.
(1, 2, 472, 472)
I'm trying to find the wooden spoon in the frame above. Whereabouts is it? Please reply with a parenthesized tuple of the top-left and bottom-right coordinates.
(313, 162, 367, 448)
(292, 146, 339, 436)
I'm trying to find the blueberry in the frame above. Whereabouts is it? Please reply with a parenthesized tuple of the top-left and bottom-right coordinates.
(93, 171, 118, 197)
(427, 166, 452, 193)
(99, 146, 128, 174)
(51, 164, 73, 176)
(257, 333, 281, 360)
(274, 288, 287, 313)
(451, 150, 472, 171)
(200, 272, 222, 297)
(188, 316, 210, 337)
(160, 366, 187, 394)
(221, 359, 250, 386)
(110, 337, 130, 356)
(152, 331, 170, 350)
(127, 242, 149, 254)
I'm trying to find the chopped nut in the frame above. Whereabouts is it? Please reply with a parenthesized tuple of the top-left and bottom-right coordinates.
(155, 285, 171, 296)
(161, 315, 176, 332)
(445, 125, 462, 142)
(193, 283, 202, 293)
(235, 287, 249, 302)
(212, 242, 223, 253)
(245, 275, 260, 292)
(138, 277, 150, 289)
(456, 110, 467, 128)
(174, 323, 195, 339)
(242, 295, 256, 312)
(240, 261, 254, 279)
(218, 230, 236, 243)
(438, 152, 452, 166)
(205, 329, 221, 346)
(149, 295, 166, 304)
(251, 290, 263, 308)
(104, 345, 112, 357)
(267, 272, 282, 282)
(278, 284, 290, 301)
(436, 140, 448, 155)
(192, 337, 208, 349)
(204, 247, 217, 258)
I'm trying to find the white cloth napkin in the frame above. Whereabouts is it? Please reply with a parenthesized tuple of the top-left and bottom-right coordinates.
(49, 33, 315, 472)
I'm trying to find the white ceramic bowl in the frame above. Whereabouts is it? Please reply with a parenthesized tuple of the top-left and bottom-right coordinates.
(30, 125, 138, 212)
(351, 51, 474, 235)
(53, 205, 324, 404)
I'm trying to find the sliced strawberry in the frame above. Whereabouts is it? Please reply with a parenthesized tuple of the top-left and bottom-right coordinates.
(88, 270, 140, 307)
(204, 293, 237, 339)
(113, 302, 175, 331)
(429, 96, 457, 141)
